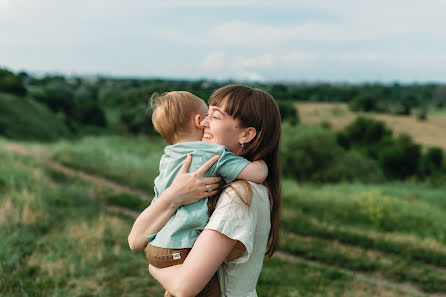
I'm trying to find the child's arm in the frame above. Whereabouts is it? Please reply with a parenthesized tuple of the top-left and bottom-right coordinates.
(236, 160, 268, 183)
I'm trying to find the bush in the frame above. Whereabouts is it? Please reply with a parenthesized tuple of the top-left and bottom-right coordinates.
(337, 117, 393, 159)
(120, 103, 155, 135)
(378, 134, 421, 179)
(317, 151, 384, 183)
(348, 94, 378, 112)
(419, 147, 444, 177)
(281, 123, 381, 183)
(281, 123, 342, 181)
(277, 100, 299, 125)
(74, 101, 107, 127)
(0, 68, 26, 96)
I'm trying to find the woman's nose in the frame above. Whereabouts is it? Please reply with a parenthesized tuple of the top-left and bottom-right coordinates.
(201, 115, 210, 127)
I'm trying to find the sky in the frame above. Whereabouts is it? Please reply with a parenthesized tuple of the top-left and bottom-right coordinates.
(1, 0, 446, 83)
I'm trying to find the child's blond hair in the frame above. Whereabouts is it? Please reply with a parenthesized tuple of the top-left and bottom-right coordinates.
(150, 91, 207, 144)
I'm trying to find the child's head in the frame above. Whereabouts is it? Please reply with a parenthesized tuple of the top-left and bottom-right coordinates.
(150, 91, 208, 144)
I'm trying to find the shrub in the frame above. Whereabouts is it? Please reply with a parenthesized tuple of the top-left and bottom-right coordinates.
(317, 151, 384, 183)
(0, 68, 26, 96)
(337, 117, 393, 159)
(348, 94, 377, 112)
(419, 147, 444, 177)
(378, 134, 421, 179)
(74, 101, 107, 127)
(277, 100, 299, 125)
(281, 123, 381, 183)
(120, 103, 155, 135)
(281, 123, 343, 182)
(320, 120, 331, 130)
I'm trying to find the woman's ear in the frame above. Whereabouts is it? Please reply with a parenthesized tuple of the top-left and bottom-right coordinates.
(240, 127, 256, 145)
(194, 114, 204, 129)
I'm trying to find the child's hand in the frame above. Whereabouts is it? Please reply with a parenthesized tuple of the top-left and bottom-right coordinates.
(166, 154, 223, 207)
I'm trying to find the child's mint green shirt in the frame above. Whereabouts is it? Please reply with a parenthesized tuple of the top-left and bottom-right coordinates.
(146, 141, 250, 249)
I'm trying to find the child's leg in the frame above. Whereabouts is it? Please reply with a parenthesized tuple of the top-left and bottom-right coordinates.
(145, 244, 220, 296)
(144, 244, 190, 268)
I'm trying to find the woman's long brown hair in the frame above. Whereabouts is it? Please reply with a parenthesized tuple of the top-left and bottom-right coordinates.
(206, 84, 281, 258)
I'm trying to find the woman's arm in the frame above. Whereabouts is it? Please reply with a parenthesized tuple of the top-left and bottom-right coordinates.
(149, 229, 237, 297)
(128, 154, 222, 251)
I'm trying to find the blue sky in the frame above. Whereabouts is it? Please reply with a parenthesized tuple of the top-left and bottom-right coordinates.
(1, 0, 446, 83)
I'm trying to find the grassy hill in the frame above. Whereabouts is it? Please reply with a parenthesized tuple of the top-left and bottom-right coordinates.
(1, 135, 446, 296)
(296, 102, 446, 151)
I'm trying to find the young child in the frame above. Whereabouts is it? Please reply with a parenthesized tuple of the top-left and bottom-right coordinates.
(145, 91, 267, 296)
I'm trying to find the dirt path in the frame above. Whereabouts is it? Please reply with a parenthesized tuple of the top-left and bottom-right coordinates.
(3, 144, 152, 200)
(3, 142, 446, 297)
(275, 251, 446, 297)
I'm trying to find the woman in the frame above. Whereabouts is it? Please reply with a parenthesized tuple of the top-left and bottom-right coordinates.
(128, 84, 281, 297)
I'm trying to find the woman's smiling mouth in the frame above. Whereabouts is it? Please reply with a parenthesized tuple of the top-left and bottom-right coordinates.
(203, 133, 213, 140)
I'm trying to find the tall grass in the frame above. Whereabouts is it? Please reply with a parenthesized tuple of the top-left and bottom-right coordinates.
(48, 135, 165, 193)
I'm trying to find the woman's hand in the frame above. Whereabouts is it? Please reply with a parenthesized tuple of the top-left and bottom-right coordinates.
(165, 154, 223, 208)
(128, 154, 222, 251)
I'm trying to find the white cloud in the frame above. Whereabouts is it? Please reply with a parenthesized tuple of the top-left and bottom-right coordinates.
(200, 52, 226, 71)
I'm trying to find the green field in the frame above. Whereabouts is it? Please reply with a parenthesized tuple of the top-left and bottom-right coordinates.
(1, 135, 446, 297)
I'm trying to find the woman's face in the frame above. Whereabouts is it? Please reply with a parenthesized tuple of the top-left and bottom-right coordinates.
(201, 100, 245, 155)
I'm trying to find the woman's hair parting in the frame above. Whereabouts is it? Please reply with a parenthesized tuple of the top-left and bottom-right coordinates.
(208, 84, 282, 258)
(150, 91, 206, 144)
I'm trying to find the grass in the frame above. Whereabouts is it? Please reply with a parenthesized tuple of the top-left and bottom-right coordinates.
(0, 150, 165, 297)
(281, 180, 446, 242)
(45, 135, 165, 193)
(279, 233, 446, 293)
(2, 135, 446, 295)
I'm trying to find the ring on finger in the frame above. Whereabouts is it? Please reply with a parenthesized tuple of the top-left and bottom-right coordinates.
(206, 185, 212, 192)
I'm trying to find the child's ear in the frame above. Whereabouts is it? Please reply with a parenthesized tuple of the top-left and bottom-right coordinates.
(194, 114, 204, 129)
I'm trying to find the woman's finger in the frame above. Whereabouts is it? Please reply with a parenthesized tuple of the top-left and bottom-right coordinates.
(179, 154, 192, 174)
(196, 155, 220, 176)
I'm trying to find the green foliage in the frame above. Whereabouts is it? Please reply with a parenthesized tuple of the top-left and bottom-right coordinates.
(349, 94, 378, 112)
(74, 101, 107, 127)
(120, 103, 155, 135)
(281, 123, 382, 183)
(319, 150, 384, 183)
(0, 93, 72, 141)
(279, 233, 446, 293)
(378, 134, 421, 179)
(2, 137, 446, 296)
(106, 193, 148, 212)
(420, 147, 444, 177)
(320, 120, 331, 129)
(0, 68, 26, 96)
(277, 100, 299, 125)
(49, 135, 164, 192)
(337, 116, 393, 159)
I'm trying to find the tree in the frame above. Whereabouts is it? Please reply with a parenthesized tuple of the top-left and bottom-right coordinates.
(277, 101, 299, 125)
(0, 68, 26, 96)
(378, 134, 421, 179)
